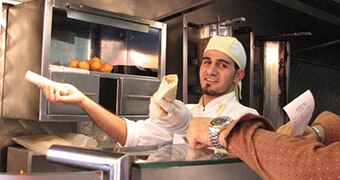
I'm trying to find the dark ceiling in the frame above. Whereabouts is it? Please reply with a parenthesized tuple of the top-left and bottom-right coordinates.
(246, 0, 340, 68)
(299, 0, 340, 18)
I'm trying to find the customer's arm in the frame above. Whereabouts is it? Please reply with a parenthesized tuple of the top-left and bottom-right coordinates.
(187, 112, 340, 179)
(312, 111, 340, 145)
(222, 113, 340, 179)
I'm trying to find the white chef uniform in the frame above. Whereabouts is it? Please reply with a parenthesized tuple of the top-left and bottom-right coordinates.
(124, 35, 259, 147)
(187, 91, 259, 120)
(124, 91, 258, 147)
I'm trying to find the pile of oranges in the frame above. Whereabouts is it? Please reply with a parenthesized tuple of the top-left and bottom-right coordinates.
(68, 56, 113, 72)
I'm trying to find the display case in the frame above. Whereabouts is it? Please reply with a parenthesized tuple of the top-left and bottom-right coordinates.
(7, 145, 261, 180)
(1, 0, 166, 121)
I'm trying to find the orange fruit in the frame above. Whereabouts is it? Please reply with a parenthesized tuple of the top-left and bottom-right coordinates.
(68, 59, 79, 68)
(99, 63, 113, 72)
(78, 60, 90, 70)
(90, 60, 102, 71)
(88, 56, 101, 64)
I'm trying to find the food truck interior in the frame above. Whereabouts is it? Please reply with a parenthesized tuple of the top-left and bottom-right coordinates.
(0, 0, 339, 179)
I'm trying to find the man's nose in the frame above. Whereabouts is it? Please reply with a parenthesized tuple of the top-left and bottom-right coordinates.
(206, 64, 217, 75)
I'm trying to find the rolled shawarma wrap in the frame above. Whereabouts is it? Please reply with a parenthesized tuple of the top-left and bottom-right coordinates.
(150, 74, 178, 118)
(152, 74, 178, 103)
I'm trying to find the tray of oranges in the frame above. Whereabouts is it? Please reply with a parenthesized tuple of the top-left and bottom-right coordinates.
(68, 56, 113, 72)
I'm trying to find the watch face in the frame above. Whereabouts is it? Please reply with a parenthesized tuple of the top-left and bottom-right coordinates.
(211, 116, 232, 127)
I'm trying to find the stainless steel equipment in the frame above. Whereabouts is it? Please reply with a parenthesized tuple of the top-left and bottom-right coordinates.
(7, 145, 261, 180)
(47, 145, 132, 180)
(0, 171, 103, 180)
(1, 0, 166, 121)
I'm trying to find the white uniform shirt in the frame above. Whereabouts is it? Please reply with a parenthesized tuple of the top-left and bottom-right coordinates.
(124, 92, 258, 147)
(187, 91, 259, 120)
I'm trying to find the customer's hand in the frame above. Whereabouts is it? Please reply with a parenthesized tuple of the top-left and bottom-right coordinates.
(276, 121, 292, 136)
(186, 117, 212, 149)
(300, 126, 317, 141)
(276, 121, 321, 142)
(38, 83, 86, 106)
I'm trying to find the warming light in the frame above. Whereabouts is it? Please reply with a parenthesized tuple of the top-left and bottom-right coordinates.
(128, 50, 147, 67)
(128, 50, 158, 69)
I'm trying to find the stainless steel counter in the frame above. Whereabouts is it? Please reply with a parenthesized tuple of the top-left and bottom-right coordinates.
(117, 144, 261, 180)
(7, 144, 260, 180)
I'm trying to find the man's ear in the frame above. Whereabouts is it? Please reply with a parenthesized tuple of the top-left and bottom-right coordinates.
(234, 69, 245, 83)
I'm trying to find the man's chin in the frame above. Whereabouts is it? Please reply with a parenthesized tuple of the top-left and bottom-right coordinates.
(202, 88, 221, 96)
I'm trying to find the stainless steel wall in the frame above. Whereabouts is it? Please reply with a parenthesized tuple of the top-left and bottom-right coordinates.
(63, 0, 136, 15)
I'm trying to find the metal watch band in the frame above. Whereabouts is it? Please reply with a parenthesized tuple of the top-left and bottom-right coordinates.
(209, 116, 233, 149)
(209, 129, 224, 149)
(311, 126, 322, 142)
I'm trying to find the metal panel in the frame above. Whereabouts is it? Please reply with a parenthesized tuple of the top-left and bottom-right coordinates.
(0, 172, 103, 180)
(2, 0, 46, 120)
(66, 7, 150, 33)
(118, 77, 160, 115)
(0, 4, 8, 119)
(47, 72, 99, 115)
(53, 0, 136, 16)
(7, 147, 85, 173)
(262, 41, 288, 127)
(132, 162, 261, 180)
(236, 31, 255, 108)
(47, 145, 132, 180)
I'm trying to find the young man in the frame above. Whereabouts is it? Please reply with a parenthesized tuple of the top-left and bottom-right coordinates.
(39, 35, 258, 147)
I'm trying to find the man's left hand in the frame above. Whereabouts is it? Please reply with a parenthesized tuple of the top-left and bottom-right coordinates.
(186, 117, 212, 149)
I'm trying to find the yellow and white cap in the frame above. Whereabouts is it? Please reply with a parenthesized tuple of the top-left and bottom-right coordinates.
(204, 35, 247, 100)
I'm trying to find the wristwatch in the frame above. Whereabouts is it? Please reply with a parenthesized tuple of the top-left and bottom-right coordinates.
(311, 126, 323, 142)
(209, 116, 233, 149)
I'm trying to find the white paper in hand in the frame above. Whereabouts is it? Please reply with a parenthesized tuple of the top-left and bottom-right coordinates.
(25, 71, 68, 94)
(283, 90, 315, 136)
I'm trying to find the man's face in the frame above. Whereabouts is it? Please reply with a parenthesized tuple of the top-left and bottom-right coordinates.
(199, 50, 242, 97)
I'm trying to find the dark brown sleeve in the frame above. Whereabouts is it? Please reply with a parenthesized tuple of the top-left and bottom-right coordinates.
(312, 111, 340, 145)
(223, 113, 340, 179)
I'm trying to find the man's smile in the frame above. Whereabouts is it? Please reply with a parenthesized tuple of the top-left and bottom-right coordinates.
(204, 77, 218, 83)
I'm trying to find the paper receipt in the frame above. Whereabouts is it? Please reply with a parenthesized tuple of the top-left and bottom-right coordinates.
(283, 90, 315, 136)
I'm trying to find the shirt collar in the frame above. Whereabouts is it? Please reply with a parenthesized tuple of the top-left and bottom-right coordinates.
(198, 91, 237, 109)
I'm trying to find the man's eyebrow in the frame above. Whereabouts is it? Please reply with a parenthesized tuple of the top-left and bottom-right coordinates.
(217, 58, 231, 64)
(201, 56, 211, 60)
